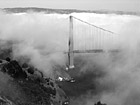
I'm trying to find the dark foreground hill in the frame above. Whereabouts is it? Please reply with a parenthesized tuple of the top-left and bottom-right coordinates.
(0, 58, 69, 105)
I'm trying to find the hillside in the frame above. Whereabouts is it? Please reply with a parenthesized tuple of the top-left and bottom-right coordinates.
(1, 7, 140, 16)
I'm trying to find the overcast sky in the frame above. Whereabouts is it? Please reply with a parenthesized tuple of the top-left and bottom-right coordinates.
(0, 0, 139, 12)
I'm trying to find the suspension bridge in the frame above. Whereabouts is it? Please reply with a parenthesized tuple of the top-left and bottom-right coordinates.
(67, 15, 119, 69)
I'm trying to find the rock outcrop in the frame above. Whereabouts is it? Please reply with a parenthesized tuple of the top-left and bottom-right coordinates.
(0, 58, 69, 105)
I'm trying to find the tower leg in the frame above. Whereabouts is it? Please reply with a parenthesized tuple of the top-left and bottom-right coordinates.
(68, 16, 74, 69)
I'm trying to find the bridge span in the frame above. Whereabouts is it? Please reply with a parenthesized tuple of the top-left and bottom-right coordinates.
(68, 15, 119, 69)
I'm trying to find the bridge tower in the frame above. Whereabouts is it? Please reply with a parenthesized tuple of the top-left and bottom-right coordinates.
(68, 16, 74, 69)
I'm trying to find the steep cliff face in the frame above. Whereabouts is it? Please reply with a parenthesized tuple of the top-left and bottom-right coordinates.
(0, 58, 69, 105)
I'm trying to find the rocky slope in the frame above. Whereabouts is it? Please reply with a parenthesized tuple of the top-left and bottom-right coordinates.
(0, 58, 69, 105)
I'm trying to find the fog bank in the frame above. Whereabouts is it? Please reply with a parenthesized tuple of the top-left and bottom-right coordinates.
(0, 11, 140, 105)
